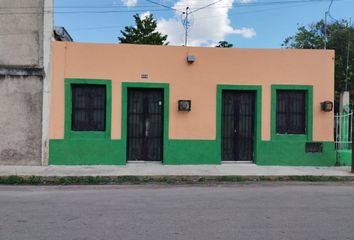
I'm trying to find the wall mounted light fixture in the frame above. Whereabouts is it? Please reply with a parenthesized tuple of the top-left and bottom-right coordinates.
(178, 100, 191, 111)
(320, 101, 333, 112)
(187, 55, 195, 63)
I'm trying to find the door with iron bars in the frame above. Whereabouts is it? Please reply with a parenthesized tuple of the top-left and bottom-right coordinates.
(222, 90, 256, 161)
(127, 88, 164, 161)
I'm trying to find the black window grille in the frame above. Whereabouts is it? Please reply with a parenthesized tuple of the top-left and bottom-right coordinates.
(71, 84, 106, 131)
(276, 90, 306, 134)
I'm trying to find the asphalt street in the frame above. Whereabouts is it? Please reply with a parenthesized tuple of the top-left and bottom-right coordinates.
(0, 183, 353, 240)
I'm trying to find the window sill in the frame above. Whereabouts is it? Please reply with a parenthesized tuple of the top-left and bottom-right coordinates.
(66, 131, 108, 140)
(272, 133, 309, 142)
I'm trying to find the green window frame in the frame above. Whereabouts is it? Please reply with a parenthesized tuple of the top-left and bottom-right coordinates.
(64, 78, 112, 139)
(271, 85, 313, 141)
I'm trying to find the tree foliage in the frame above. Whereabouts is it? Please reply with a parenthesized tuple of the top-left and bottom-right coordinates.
(283, 20, 354, 110)
(216, 41, 233, 48)
(119, 14, 168, 45)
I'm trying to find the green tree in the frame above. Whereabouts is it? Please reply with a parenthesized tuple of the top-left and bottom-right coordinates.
(119, 13, 168, 45)
(216, 41, 233, 48)
(283, 20, 354, 111)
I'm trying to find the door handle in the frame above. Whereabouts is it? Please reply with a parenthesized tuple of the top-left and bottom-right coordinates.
(145, 120, 150, 137)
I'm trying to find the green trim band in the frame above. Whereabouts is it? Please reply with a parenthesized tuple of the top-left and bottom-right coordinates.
(49, 139, 336, 166)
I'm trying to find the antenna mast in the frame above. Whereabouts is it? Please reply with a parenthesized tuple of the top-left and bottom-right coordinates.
(146, 0, 223, 46)
(182, 7, 190, 46)
(182, 0, 223, 46)
(324, 0, 334, 49)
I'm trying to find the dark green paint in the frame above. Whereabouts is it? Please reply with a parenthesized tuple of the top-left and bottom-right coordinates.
(271, 85, 313, 141)
(64, 79, 112, 140)
(338, 150, 352, 166)
(256, 141, 336, 166)
(164, 140, 219, 165)
(49, 139, 124, 165)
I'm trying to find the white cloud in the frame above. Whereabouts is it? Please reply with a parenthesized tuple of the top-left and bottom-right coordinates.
(139, 11, 151, 19)
(238, 0, 256, 3)
(232, 27, 256, 38)
(156, 0, 256, 46)
(121, 0, 137, 7)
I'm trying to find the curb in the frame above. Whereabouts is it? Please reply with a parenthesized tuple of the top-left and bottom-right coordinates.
(0, 175, 354, 185)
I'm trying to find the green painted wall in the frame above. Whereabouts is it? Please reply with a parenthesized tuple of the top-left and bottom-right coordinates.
(338, 150, 352, 166)
(49, 139, 124, 165)
(164, 140, 219, 165)
(49, 139, 220, 165)
(49, 139, 336, 166)
(256, 141, 336, 166)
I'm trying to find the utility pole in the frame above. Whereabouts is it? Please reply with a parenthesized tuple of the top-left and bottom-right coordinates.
(324, 11, 328, 49)
(345, 18, 351, 91)
(352, 83, 354, 173)
(350, 19, 354, 173)
(352, 106, 354, 172)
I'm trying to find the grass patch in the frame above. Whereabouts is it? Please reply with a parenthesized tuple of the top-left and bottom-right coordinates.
(217, 176, 246, 182)
(0, 175, 353, 185)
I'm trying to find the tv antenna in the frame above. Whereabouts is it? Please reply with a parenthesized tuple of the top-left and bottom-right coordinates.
(146, 0, 223, 46)
(181, 0, 223, 46)
(324, 0, 334, 49)
(182, 7, 192, 46)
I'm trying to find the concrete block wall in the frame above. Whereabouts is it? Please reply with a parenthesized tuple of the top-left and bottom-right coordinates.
(0, 0, 52, 165)
(0, 76, 43, 165)
(0, 0, 44, 67)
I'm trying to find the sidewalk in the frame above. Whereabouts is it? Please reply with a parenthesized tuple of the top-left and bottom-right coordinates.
(0, 163, 352, 177)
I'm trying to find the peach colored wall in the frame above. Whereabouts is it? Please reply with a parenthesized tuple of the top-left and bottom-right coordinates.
(50, 42, 334, 141)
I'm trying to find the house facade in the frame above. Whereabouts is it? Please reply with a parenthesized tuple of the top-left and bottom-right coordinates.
(49, 42, 335, 166)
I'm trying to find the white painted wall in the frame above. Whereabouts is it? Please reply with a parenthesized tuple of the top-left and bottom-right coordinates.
(41, 0, 53, 165)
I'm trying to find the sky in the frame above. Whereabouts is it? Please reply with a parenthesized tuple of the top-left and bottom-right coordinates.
(54, 0, 354, 48)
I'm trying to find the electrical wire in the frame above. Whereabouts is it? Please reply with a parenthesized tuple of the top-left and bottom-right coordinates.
(327, 0, 335, 11)
(0, 0, 351, 37)
(0, 8, 173, 15)
(190, 0, 224, 14)
(328, 12, 340, 21)
(145, 0, 183, 13)
(0, 0, 346, 12)
(196, 2, 323, 20)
